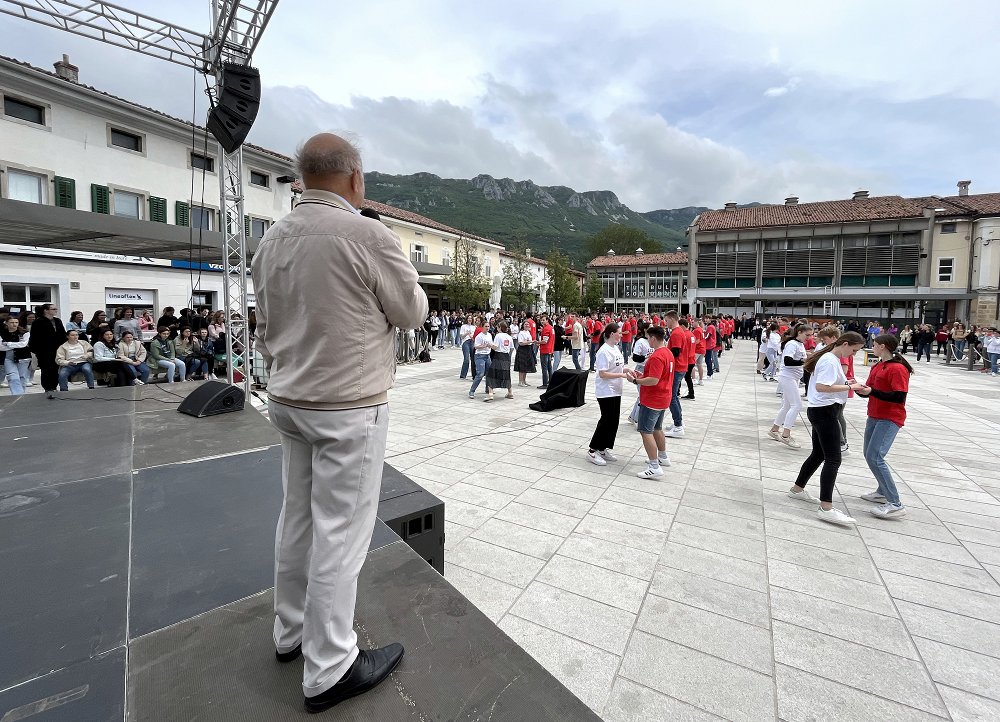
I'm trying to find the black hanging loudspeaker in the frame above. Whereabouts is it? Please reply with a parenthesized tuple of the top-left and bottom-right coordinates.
(206, 62, 261, 154)
(177, 380, 245, 417)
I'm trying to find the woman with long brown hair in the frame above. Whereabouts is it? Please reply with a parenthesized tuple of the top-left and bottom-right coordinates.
(787, 331, 866, 525)
(854, 334, 914, 518)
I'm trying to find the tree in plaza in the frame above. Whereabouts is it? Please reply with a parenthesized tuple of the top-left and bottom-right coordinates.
(500, 243, 537, 311)
(580, 272, 605, 313)
(545, 249, 579, 312)
(584, 224, 663, 261)
(445, 237, 491, 310)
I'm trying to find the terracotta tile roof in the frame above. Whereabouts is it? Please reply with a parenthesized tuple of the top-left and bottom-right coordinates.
(939, 193, 1000, 216)
(360, 199, 505, 248)
(499, 249, 586, 276)
(0, 55, 293, 165)
(588, 252, 689, 268)
(695, 192, 1000, 231)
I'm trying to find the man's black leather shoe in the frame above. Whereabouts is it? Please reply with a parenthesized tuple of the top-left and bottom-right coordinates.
(276, 643, 301, 663)
(304, 644, 404, 714)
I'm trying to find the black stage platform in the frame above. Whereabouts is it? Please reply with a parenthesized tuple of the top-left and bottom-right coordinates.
(0, 387, 599, 721)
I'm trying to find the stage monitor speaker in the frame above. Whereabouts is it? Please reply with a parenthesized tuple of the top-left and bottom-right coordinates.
(177, 380, 245, 417)
(206, 63, 261, 154)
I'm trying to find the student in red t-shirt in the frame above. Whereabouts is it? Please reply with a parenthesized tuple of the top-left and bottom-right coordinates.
(632, 325, 673, 477)
(620, 315, 634, 358)
(692, 319, 706, 386)
(537, 315, 555, 389)
(854, 333, 913, 519)
(681, 318, 698, 399)
(703, 317, 718, 379)
(589, 316, 604, 372)
(664, 311, 687, 437)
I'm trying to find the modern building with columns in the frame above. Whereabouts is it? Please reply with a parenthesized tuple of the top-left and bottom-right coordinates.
(586, 250, 690, 315)
(687, 184, 1000, 326)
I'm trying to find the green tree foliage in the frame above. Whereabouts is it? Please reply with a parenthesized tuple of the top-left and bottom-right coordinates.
(584, 225, 663, 262)
(580, 272, 606, 313)
(545, 249, 579, 312)
(500, 243, 537, 311)
(445, 237, 491, 310)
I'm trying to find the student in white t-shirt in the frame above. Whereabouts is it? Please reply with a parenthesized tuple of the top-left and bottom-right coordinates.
(485, 322, 514, 402)
(587, 324, 631, 466)
(768, 323, 812, 448)
(787, 331, 866, 526)
(469, 325, 494, 398)
(762, 323, 782, 381)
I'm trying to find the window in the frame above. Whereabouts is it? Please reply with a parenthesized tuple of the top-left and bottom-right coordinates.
(937, 257, 954, 283)
(110, 128, 142, 152)
(410, 244, 427, 263)
(113, 190, 142, 219)
(191, 153, 215, 172)
(191, 205, 214, 230)
(251, 217, 269, 239)
(441, 248, 451, 267)
(249, 170, 269, 188)
(7, 169, 46, 203)
(940, 223, 957, 234)
(764, 239, 787, 251)
(2, 283, 52, 305)
(485, 257, 492, 277)
(3, 96, 44, 124)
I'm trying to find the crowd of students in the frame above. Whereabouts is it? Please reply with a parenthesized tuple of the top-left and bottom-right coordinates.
(0, 303, 242, 395)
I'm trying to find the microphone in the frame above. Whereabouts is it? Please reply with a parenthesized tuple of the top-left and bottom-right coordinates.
(360, 207, 381, 221)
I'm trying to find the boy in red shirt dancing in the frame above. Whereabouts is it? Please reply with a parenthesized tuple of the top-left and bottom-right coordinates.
(631, 326, 674, 477)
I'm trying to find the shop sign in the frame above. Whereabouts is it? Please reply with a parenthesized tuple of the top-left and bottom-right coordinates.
(106, 288, 156, 304)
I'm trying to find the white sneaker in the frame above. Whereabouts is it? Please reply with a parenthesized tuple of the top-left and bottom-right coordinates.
(600, 449, 618, 462)
(134, 380, 145, 386)
(840, 443, 850, 456)
(767, 429, 782, 441)
(25, 380, 34, 386)
(664, 426, 685, 438)
(871, 503, 907, 519)
(587, 450, 607, 466)
(779, 435, 801, 449)
(637, 465, 663, 478)
(696, 379, 704, 386)
(787, 487, 816, 502)
(657, 453, 672, 467)
(860, 490, 886, 503)
(817, 506, 857, 525)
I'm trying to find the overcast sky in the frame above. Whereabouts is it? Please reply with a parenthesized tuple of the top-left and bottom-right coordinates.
(3, 0, 998, 211)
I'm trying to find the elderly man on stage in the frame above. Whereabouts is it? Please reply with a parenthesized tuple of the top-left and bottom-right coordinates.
(252, 132, 428, 713)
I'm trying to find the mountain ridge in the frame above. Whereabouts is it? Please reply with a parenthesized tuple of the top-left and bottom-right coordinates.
(363, 171, 706, 266)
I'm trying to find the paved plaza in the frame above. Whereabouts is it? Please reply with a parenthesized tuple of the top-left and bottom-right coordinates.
(385, 341, 1000, 721)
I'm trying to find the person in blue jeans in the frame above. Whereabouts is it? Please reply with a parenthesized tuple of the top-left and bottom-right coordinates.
(55, 329, 96, 390)
(854, 334, 913, 518)
(468, 327, 494, 398)
(458, 315, 476, 379)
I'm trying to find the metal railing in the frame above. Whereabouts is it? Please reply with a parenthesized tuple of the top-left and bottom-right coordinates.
(396, 328, 430, 365)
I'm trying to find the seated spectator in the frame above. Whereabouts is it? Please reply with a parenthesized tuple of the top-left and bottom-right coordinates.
(113, 306, 142, 341)
(92, 329, 132, 387)
(117, 330, 149, 385)
(65, 310, 88, 342)
(157, 306, 180, 339)
(148, 326, 186, 382)
(175, 327, 205, 380)
(1, 315, 32, 395)
(194, 328, 215, 379)
(56, 329, 95, 390)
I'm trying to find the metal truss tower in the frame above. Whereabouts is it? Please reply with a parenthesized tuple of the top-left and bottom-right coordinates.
(0, 0, 281, 393)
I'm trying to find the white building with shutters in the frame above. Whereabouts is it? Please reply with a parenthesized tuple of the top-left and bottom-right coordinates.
(0, 53, 295, 318)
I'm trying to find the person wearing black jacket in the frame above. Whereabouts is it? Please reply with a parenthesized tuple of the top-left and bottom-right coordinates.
(913, 324, 934, 362)
(156, 306, 181, 339)
(28, 303, 66, 393)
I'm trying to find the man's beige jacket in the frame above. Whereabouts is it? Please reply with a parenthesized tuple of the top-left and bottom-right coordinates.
(252, 190, 429, 410)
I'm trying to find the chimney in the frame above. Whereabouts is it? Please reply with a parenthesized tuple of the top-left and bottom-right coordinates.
(635, 247, 644, 255)
(957, 180, 971, 197)
(852, 190, 869, 200)
(606, 249, 616, 257)
(784, 195, 799, 205)
(724, 202, 737, 210)
(54, 54, 79, 83)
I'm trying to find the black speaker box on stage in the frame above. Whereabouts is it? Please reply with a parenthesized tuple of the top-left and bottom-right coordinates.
(529, 368, 589, 412)
(206, 62, 261, 154)
(177, 380, 245, 417)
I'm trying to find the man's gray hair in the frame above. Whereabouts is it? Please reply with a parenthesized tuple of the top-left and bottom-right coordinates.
(295, 135, 363, 177)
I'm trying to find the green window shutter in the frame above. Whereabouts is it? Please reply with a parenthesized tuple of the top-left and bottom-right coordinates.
(175, 201, 189, 226)
(54, 176, 76, 209)
(244, 214, 251, 239)
(148, 196, 167, 223)
(91, 184, 110, 214)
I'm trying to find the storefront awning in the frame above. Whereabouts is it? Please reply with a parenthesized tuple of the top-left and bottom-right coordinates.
(0, 197, 227, 262)
(413, 261, 453, 276)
